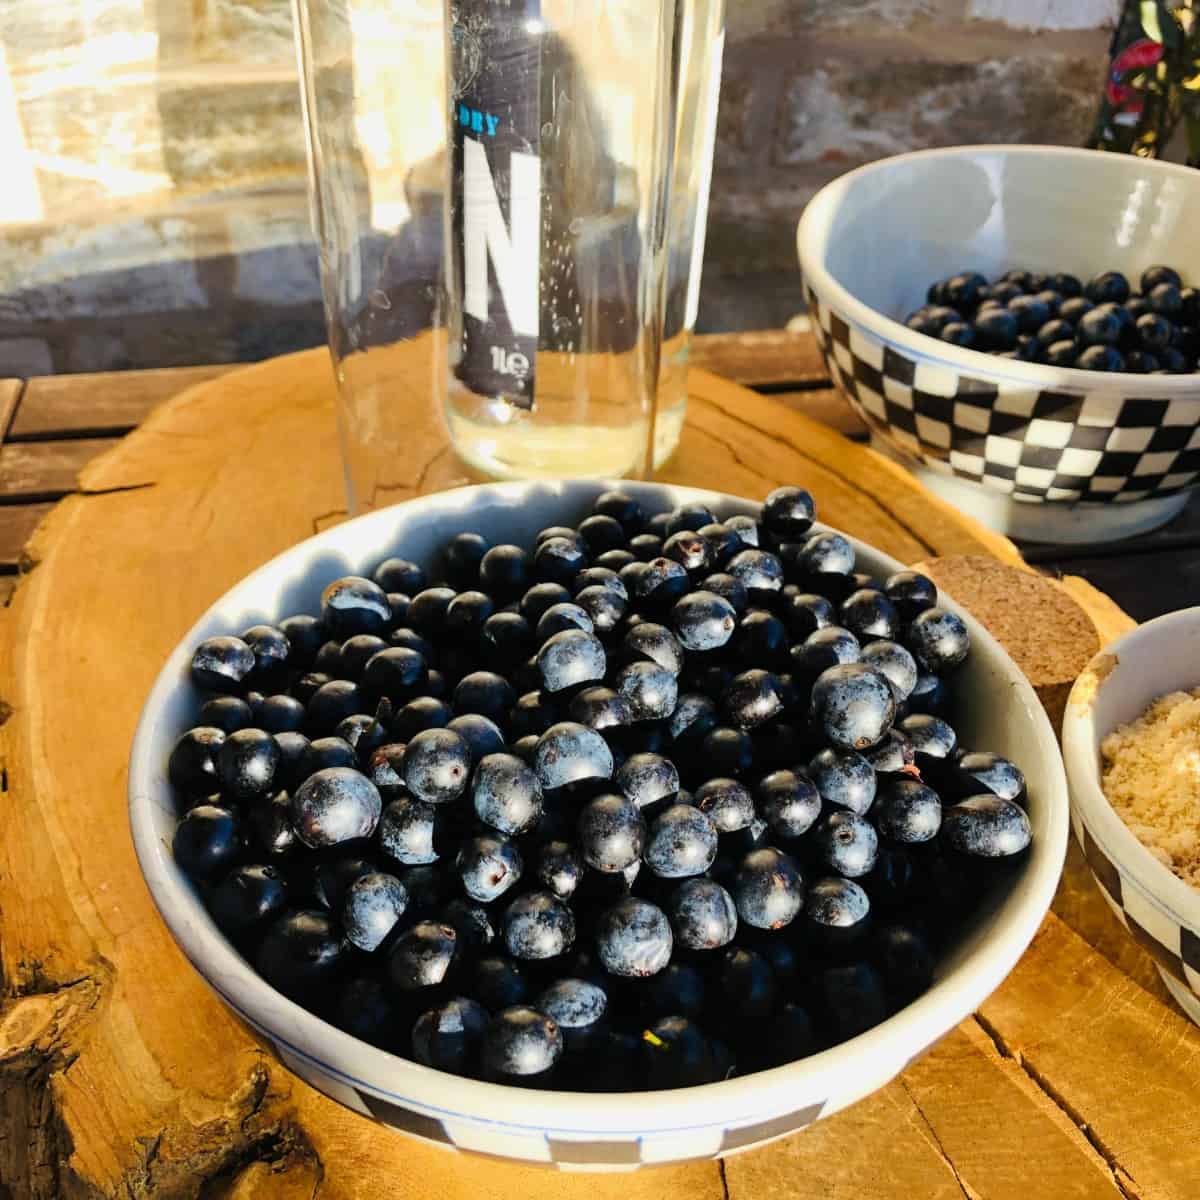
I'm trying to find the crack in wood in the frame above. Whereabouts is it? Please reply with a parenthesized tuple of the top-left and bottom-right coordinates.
(693, 391, 945, 557)
(717, 1156, 729, 1200)
(972, 1014, 1140, 1200)
(897, 1076, 976, 1200)
(688, 403, 936, 559)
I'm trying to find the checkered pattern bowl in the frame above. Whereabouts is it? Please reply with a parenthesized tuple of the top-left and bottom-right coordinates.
(797, 145, 1200, 545)
(1063, 608, 1200, 1025)
(130, 481, 1068, 1168)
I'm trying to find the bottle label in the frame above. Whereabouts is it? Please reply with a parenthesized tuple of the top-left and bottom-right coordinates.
(449, 1, 541, 410)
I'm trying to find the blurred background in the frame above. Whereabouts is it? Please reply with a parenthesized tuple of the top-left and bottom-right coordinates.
(0, 0, 1117, 376)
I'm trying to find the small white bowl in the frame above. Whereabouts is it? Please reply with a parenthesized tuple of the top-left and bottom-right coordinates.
(797, 145, 1200, 544)
(129, 480, 1068, 1168)
(1063, 607, 1200, 1023)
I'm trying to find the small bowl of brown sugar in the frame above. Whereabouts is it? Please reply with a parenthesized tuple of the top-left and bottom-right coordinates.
(1063, 608, 1200, 1024)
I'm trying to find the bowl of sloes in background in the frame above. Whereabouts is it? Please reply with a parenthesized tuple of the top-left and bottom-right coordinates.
(129, 480, 1067, 1168)
(797, 144, 1200, 545)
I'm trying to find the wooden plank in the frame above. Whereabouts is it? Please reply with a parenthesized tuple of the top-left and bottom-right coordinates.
(0, 380, 21, 442)
(979, 915, 1200, 1200)
(728, 1019, 1125, 1200)
(691, 330, 828, 387)
(9, 365, 232, 440)
(0, 439, 122, 501)
(773, 386, 867, 439)
(0, 344, 1180, 1195)
(0, 504, 55, 570)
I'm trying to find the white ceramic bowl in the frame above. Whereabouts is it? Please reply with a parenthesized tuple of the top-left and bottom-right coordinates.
(1063, 607, 1200, 1024)
(797, 145, 1200, 544)
(129, 480, 1068, 1168)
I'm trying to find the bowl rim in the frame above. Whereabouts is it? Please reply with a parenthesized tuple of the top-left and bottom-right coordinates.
(1063, 606, 1200, 930)
(796, 143, 1200, 398)
(129, 479, 1070, 1138)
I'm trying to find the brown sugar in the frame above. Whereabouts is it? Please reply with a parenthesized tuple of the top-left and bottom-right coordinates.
(1101, 689, 1200, 887)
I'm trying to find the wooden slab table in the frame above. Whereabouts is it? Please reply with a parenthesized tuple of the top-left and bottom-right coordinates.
(0, 333, 1197, 1197)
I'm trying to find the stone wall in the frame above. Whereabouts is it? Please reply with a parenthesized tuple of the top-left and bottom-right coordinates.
(0, 0, 1117, 373)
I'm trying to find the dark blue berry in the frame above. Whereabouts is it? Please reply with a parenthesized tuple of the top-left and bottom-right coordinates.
(392, 696, 451, 741)
(804, 876, 871, 946)
(757, 769, 821, 839)
(671, 590, 737, 652)
(783, 591, 836, 639)
(593, 489, 646, 532)
(439, 898, 497, 949)
(480, 611, 532, 668)
(818, 962, 886, 1041)
(482, 1006, 563, 1082)
(256, 694, 306, 734)
(811, 663, 896, 751)
(942, 795, 1031, 856)
(717, 946, 777, 1019)
(876, 779, 942, 844)
(972, 307, 1019, 350)
(840, 589, 900, 641)
(291, 766, 381, 848)
(479, 544, 530, 599)
(792, 625, 862, 679)
(535, 602, 593, 642)
(503, 892, 576, 959)
(534, 721, 613, 789)
(342, 871, 408, 951)
(595, 898, 672, 977)
(621, 621, 685, 675)
(954, 750, 1026, 805)
(762, 486, 816, 540)
(537, 628, 606, 694)
(1085, 271, 1129, 304)
(403, 727, 471, 804)
(321, 576, 390, 638)
(568, 685, 632, 732)
(728, 548, 784, 595)
(862, 728, 915, 775)
(733, 847, 804, 930)
(413, 996, 488, 1074)
(808, 749, 880, 816)
(536, 840, 584, 899)
(668, 692, 718, 743)
(379, 796, 441, 864)
(472, 752, 543, 834)
(643, 805, 718, 878)
(731, 610, 790, 668)
(305, 679, 366, 736)
(198, 696, 254, 734)
(722, 669, 785, 730)
(694, 777, 755, 832)
(642, 1016, 715, 1088)
(217, 728, 280, 798)
(472, 956, 529, 1010)
(388, 920, 458, 991)
(191, 635, 255, 693)
(575, 585, 627, 634)
(458, 834, 523, 902)
(905, 607, 970, 673)
(210, 863, 287, 933)
(256, 910, 345, 1001)
(169, 726, 226, 795)
(816, 810, 879, 877)
(875, 924, 935, 1005)
(447, 713, 505, 765)
(579, 794, 646, 872)
(701, 726, 754, 777)
(667, 877, 738, 950)
(617, 660, 679, 722)
(453, 671, 516, 722)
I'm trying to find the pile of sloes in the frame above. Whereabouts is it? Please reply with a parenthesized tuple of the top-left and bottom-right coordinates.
(169, 487, 1032, 1090)
(907, 264, 1199, 373)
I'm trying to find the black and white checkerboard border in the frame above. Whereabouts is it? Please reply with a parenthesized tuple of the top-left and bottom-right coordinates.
(1076, 817, 1200, 995)
(805, 287, 1200, 504)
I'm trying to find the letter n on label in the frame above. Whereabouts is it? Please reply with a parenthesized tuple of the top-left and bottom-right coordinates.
(463, 137, 540, 338)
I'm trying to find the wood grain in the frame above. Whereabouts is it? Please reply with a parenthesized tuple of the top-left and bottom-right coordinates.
(0, 380, 21, 442)
(0, 438, 123, 501)
(689, 329, 827, 386)
(9, 365, 232, 440)
(0, 345, 1193, 1197)
(0, 503, 54, 570)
